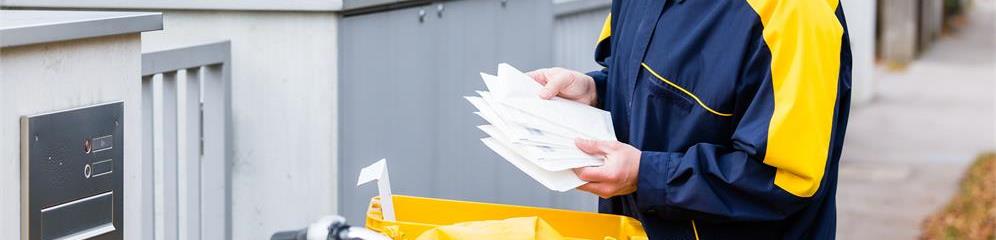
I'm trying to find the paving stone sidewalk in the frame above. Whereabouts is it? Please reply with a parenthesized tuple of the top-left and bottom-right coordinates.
(836, 1, 996, 239)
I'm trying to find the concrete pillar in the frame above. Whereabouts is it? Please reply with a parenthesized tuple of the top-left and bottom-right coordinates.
(919, 0, 944, 51)
(0, 10, 161, 239)
(879, 0, 919, 65)
(842, 0, 878, 105)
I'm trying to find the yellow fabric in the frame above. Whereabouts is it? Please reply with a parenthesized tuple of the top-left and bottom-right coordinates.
(415, 217, 565, 240)
(745, 0, 844, 197)
(597, 13, 611, 43)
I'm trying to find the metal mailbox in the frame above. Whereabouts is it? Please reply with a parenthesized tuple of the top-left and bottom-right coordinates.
(21, 102, 124, 240)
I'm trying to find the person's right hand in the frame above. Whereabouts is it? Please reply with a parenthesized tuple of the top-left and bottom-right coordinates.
(526, 67, 598, 106)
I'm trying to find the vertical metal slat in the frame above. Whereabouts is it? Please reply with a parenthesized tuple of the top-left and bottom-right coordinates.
(179, 67, 203, 240)
(155, 71, 180, 240)
(142, 41, 230, 240)
(200, 63, 229, 240)
(141, 75, 156, 240)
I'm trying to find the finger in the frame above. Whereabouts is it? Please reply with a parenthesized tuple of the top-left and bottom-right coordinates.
(576, 139, 616, 155)
(575, 139, 605, 155)
(526, 69, 549, 85)
(576, 182, 597, 192)
(576, 182, 613, 199)
(573, 167, 609, 182)
(573, 167, 602, 182)
(539, 71, 572, 99)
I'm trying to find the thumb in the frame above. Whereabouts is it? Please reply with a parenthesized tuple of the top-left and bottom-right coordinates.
(526, 69, 549, 85)
(575, 139, 611, 156)
(539, 71, 572, 99)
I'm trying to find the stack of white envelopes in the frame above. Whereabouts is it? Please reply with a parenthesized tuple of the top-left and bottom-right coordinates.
(466, 63, 617, 192)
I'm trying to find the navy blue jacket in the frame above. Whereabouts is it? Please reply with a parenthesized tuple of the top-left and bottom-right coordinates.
(587, 0, 851, 239)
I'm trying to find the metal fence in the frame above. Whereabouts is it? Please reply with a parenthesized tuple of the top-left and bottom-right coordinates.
(140, 41, 232, 240)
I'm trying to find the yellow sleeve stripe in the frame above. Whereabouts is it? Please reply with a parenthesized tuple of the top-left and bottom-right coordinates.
(597, 13, 612, 43)
(746, 0, 844, 197)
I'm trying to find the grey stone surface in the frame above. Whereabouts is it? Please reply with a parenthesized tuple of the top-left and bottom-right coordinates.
(836, 0, 996, 239)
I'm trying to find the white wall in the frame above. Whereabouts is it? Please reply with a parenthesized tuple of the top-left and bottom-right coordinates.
(842, 0, 877, 105)
(140, 11, 338, 239)
(0, 34, 143, 239)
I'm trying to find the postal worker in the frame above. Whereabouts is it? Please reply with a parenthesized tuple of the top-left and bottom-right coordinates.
(527, 0, 851, 239)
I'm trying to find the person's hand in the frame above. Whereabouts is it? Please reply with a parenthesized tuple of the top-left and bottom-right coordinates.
(573, 139, 641, 198)
(526, 67, 598, 106)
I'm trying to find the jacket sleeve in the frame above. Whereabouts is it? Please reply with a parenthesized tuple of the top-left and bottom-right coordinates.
(634, 2, 852, 222)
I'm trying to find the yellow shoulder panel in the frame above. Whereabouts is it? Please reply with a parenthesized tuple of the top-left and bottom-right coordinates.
(745, 0, 844, 197)
(597, 13, 612, 43)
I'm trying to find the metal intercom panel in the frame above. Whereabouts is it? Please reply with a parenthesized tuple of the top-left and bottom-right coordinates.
(21, 102, 124, 240)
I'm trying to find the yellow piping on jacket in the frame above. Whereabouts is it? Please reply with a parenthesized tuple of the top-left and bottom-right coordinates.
(641, 63, 733, 117)
(691, 220, 701, 240)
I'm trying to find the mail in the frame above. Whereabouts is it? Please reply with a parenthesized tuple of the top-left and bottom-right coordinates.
(466, 63, 618, 192)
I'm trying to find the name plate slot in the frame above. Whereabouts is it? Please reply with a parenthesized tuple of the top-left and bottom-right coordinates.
(40, 192, 115, 240)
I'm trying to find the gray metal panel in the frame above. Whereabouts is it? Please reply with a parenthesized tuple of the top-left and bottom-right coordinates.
(0, 10, 162, 48)
(141, 41, 231, 76)
(551, 6, 608, 210)
(339, 4, 438, 224)
(553, 0, 610, 17)
(492, 0, 557, 208)
(339, 0, 593, 224)
(340, 0, 428, 14)
(21, 102, 124, 240)
(430, 0, 499, 206)
(554, 4, 610, 74)
(0, 0, 342, 12)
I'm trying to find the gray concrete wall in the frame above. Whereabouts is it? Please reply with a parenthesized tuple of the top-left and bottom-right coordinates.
(0, 34, 143, 239)
(140, 11, 338, 239)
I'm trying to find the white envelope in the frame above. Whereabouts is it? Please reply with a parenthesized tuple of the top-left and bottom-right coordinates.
(481, 137, 586, 192)
(466, 63, 618, 192)
(467, 95, 575, 147)
(493, 63, 544, 99)
(477, 91, 581, 141)
(478, 125, 603, 171)
(501, 98, 616, 141)
(493, 63, 616, 140)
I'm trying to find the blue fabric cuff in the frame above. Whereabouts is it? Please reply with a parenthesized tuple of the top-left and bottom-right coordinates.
(635, 151, 679, 213)
(586, 70, 608, 108)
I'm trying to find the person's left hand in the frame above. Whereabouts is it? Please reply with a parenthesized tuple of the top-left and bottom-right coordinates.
(573, 139, 642, 199)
